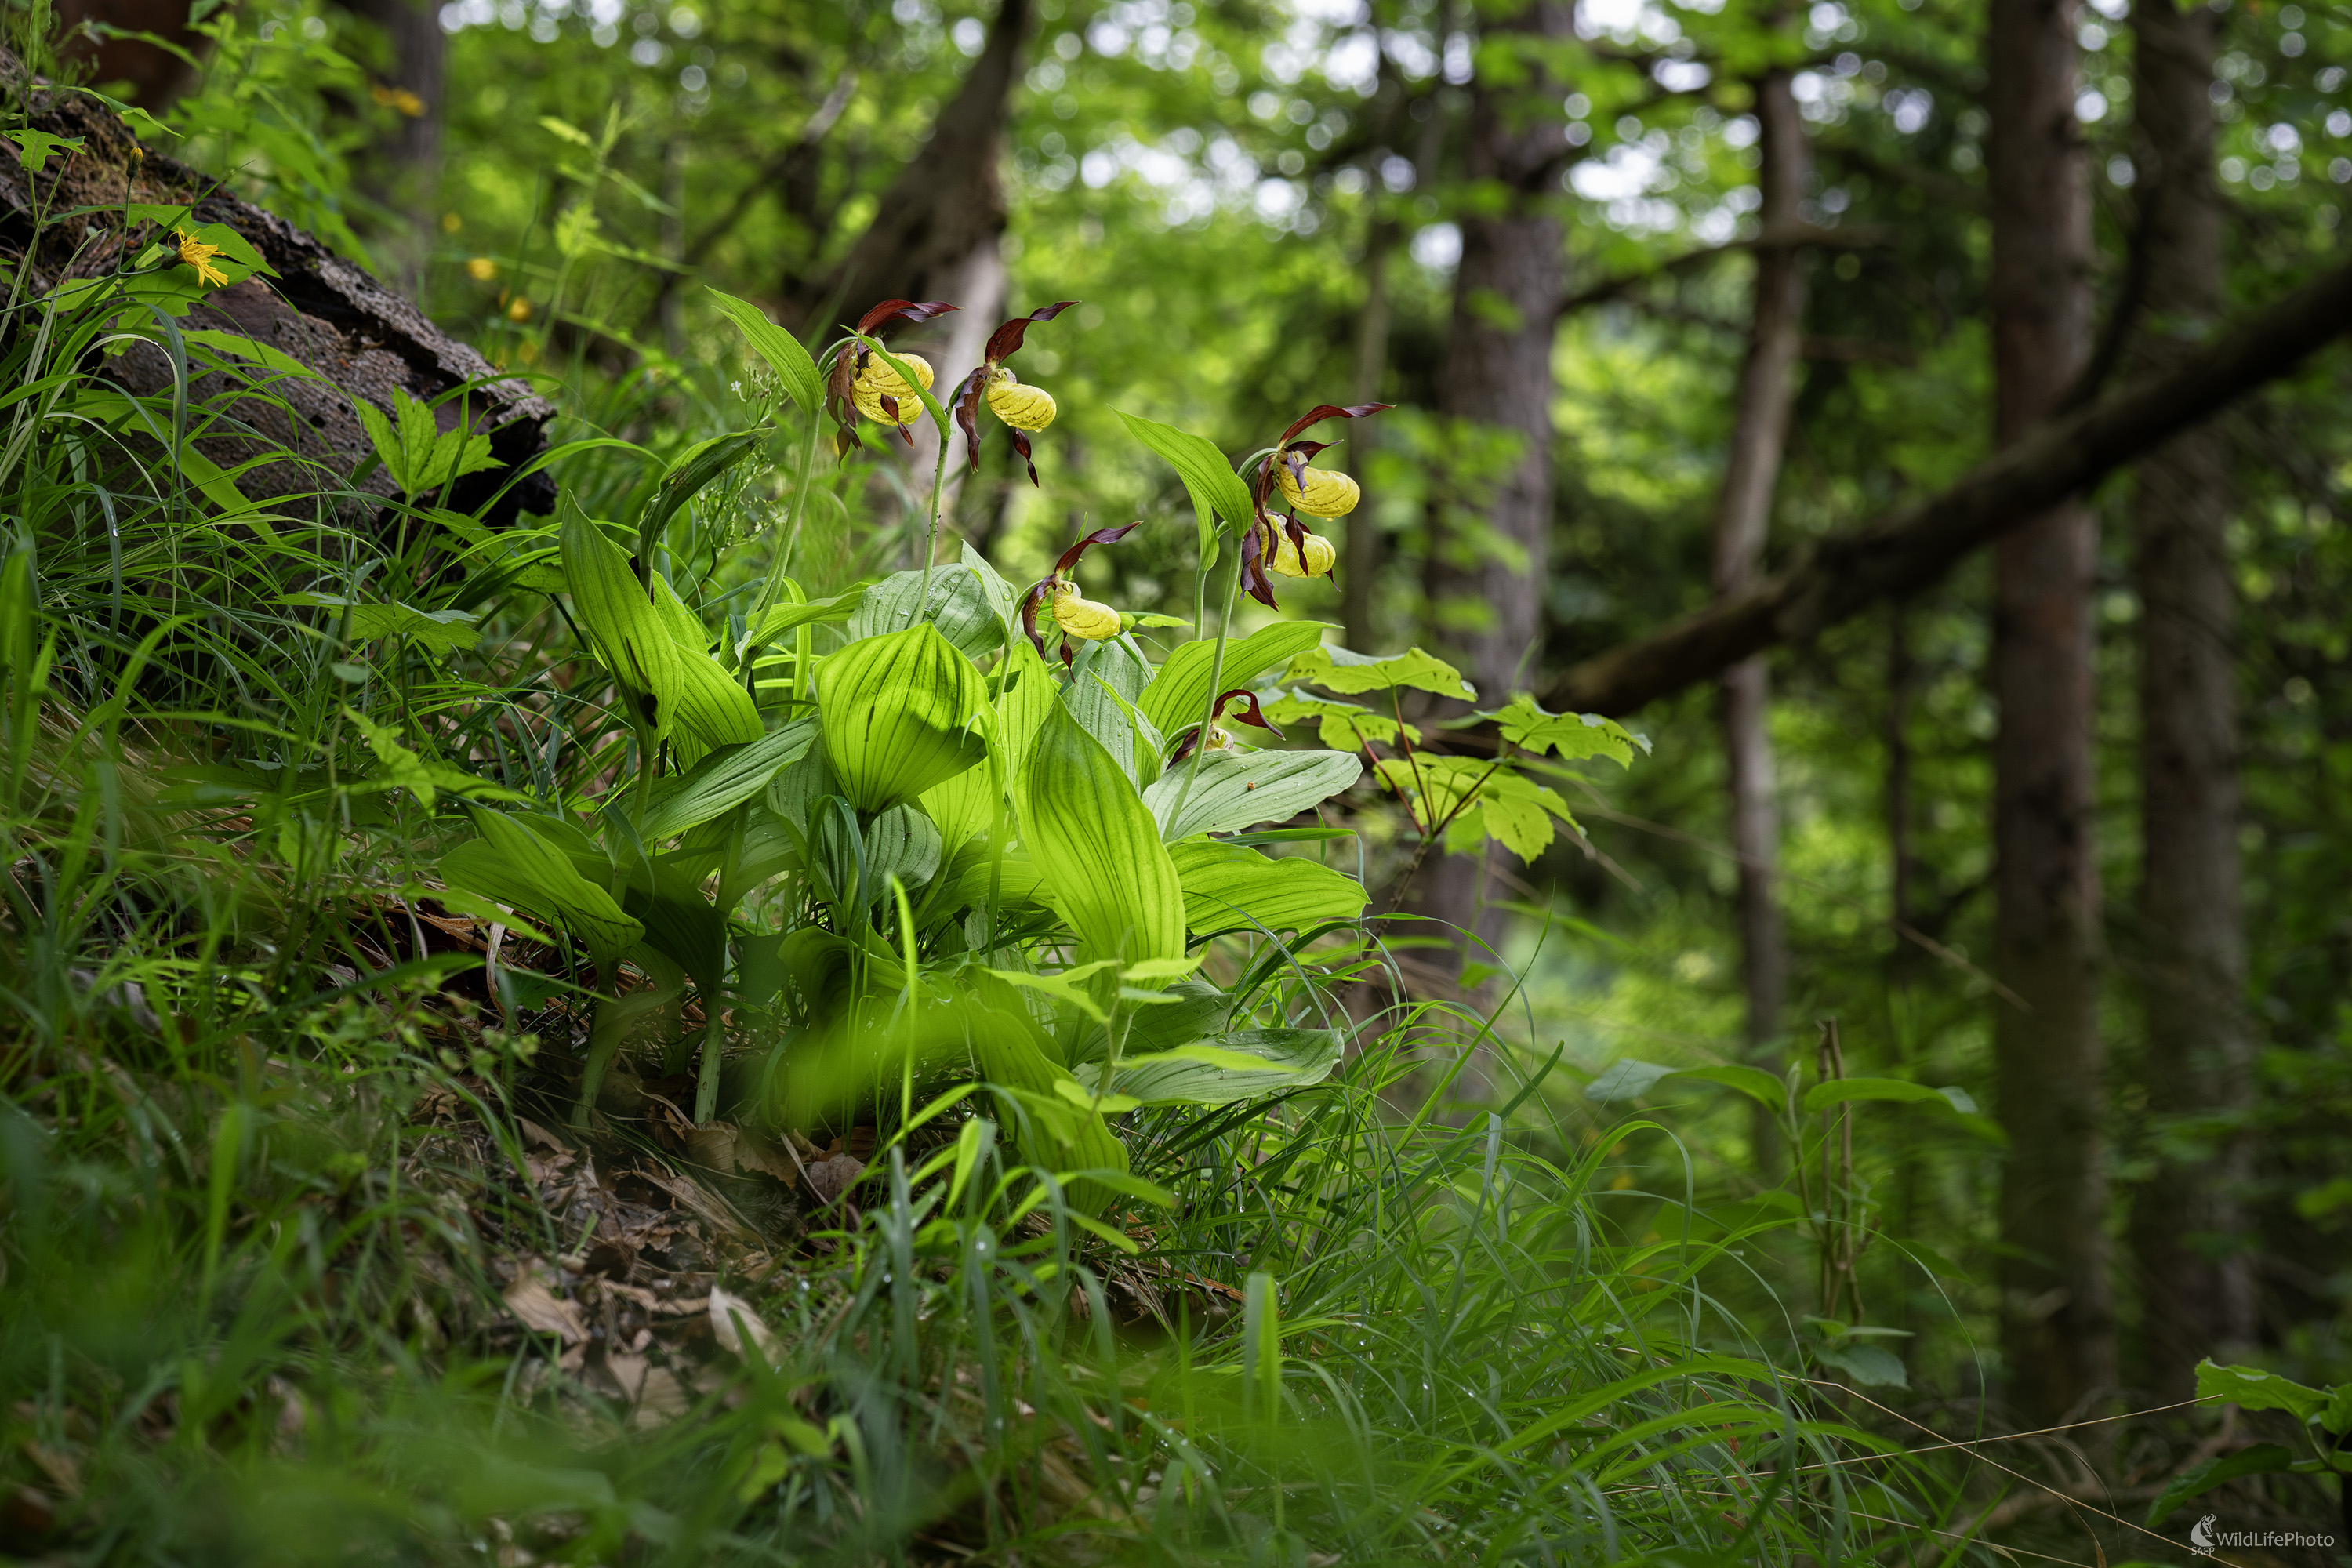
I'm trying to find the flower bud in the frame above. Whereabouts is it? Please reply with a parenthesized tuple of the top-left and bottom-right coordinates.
(1268, 526, 1338, 578)
(1276, 462, 1360, 518)
(985, 368, 1058, 430)
(1051, 581, 1122, 641)
(851, 351, 935, 425)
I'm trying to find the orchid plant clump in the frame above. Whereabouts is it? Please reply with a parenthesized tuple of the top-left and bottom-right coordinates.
(423, 280, 1644, 1199)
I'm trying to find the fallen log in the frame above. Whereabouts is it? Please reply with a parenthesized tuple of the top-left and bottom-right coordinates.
(1541, 254, 2352, 716)
(0, 45, 552, 522)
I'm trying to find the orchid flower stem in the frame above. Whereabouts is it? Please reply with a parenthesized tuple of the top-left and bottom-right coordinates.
(916, 425, 949, 618)
(758, 412, 824, 619)
(1164, 536, 1243, 834)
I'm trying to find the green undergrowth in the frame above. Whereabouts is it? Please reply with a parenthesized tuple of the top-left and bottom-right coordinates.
(0, 140, 1961, 1565)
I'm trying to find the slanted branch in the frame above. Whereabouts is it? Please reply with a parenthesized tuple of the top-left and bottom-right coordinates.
(1541, 256, 2352, 716)
(0, 45, 551, 521)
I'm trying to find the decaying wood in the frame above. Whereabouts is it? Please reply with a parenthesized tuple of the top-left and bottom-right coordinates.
(1538, 253, 2352, 717)
(0, 45, 552, 521)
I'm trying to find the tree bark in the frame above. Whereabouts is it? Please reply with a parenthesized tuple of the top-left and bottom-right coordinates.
(1713, 65, 1809, 1158)
(1410, 0, 1572, 1012)
(2125, 0, 2255, 1400)
(1987, 0, 2113, 1429)
(1342, 223, 1391, 655)
(1527, 252, 2352, 717)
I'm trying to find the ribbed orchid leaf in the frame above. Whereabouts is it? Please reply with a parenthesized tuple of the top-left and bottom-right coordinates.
(1168, 837, 1367, 938)
(818, 622, 991, 813)
(706, 287, 822, 412)
(1142, 747, 1362, 840)
(1140, 622, 1331, 737)
(558, 497, 683, 737)
(1024, 702, 1185, 972)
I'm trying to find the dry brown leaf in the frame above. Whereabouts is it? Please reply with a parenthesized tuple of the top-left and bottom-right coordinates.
(709, 1285, 779, 1366)
(804, 1153, 864, 1206)
(503, 1274, 587, 1344)
(685, 1123, 740, 1174)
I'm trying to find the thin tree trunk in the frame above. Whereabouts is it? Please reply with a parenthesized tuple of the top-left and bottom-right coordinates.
(2126, 0, 2253, 1399)
(1987, 0, 2114, 1431)
(1411, 0, 1571, 1025)
(1342, 223, 1391, 654)
(1712, 64, 1809, 1169)
(346, 0, 445, 278)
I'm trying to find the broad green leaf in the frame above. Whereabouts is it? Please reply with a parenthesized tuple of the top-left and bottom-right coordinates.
(707, 287, 822, 412)
(636, 719, 816, 839)
(1076, 1028, 1343, 1106)
(1584, 1059, 1677, 1104)
(920, 764, 998, 849)
(993, 639, 1058, 785)
(818, 622, 991, 812)
(1114, 409, 1258, 566)
(960, 542, 1020, 638)
(443, 809, 641, 970)
(1811, 1341, 1908, 1389)
(2192, 1359, 2328, 1423)
(1668, 1063, 1788, 1109)
(984, 961, 1120, 1025)
(966, 1000, 1131, 1213)
(623, 857, 728, 996)
(865, 802, 944, 891)
(1025, 702, 1185, 971)
(1439, 766, 1576, 863)
(638, 430, 767, 556)
(1483, 693, 1648, 765)
(1262, 691, 1417, 752)
(1169, 837, 1368, 938)
(1054, 1078, 1142, 1115)
(353, 386, 497, 496)
(559, 498, 682, 737)
(1801, 1077, 1975, 1116)
(1289, 644, 1475, 702)
(1143, 748, 1362, 840)
(849, 564, 1004, 661)
(2146, 1444, 2300, 1526)
(1065, 672, 1155, 788)
(1139, 622, 1333, 736)
(742, 584, 867, 650)
(5, 129, 82, 172)
(651, 575, 762, 764)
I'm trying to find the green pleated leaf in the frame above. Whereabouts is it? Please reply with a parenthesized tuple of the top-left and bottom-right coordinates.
(637, 718, 817, 840)
(966, 996, 1131, 1214)
(742, 584, 867, 652)
(1075, 1027, 1343, 1107)
(1139, 621, 1333, 737)
(818, 622, 991, 813)
(1143, 748, 1362, 840)
(848, 565, 1006, 661)
(1024, 702, 1185, 971)
(1114, 408, 1258, 568)
(623, 857, 728, 996)
(651, 575, 763, 767)
(558, 497, 682, 738)
(706, 285, 822, 413)
(442, 809, 641, 971)
(993, 638, 1058, 786)
(1168, 837, 1368, 938)
(919, 764, 999, 850)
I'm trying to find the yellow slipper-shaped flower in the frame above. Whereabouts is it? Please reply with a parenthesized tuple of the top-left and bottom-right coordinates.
(1276, 462, 1361, 518)
(1051, 581, 1122, 641)
(1267, 524, 1338, 578)
(852, 351, 935, 426)
(985, 367, 1057, 430)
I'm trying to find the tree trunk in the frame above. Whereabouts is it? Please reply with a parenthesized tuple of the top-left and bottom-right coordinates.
(345, 0, 446, 281)
(1986, 0, 2114, 1430)
(1411, 0, 1571, 1015)
(2125, 0, 2254, 1400)
(1712, 65, 1809, 1168)
(1341, 223, 1391, 655)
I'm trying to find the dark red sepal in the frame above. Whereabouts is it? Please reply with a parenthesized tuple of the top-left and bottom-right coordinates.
(855, 299, 960, 333)
(1277, 401, 1392, 447)
(953, 366, 990, 470)
(1053, 520, 1142, 575)
(985, 300, 1078, 365)
(1009, 426, 1040, 485)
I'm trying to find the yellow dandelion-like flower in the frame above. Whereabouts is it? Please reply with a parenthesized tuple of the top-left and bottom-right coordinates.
(1276, 461, 1360, 518)
(1051, 581, 1122, 641)
(465, 256, 498, 282)
(372, 82, 428, 117)
(1267, 524, 1338, 579)
(169, 227, 228, 289)
(506, 295, 533, 322)
(984, 366, 1057, 430)
(851, 351, 935, 426)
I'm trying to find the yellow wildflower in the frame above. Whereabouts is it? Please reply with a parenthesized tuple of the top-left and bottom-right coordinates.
(169, 228, 228, 289)
(852, 351, 935, 426)
(372, 82, 428, 117)
(1267, 524, 1338, 579)
(1051, 581, 1122, 641)
(984, 366, 1056, 430)
(1276, 461, 1361, 518)
(506, 296, 533, 322)
(465, 256, 498, 282)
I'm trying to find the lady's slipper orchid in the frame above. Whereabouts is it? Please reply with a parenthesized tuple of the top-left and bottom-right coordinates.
(1019, 521, 1142, 659)
(1170, 688, 1285, 764)
(953, 301, 1077, 485)
(1276, 459, 1360, 518)
(1267, 521, 1338, 579)
(823, 299, 959, 456)
(1236, 401, 1392, 609)
(851, 350, 934, 426)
